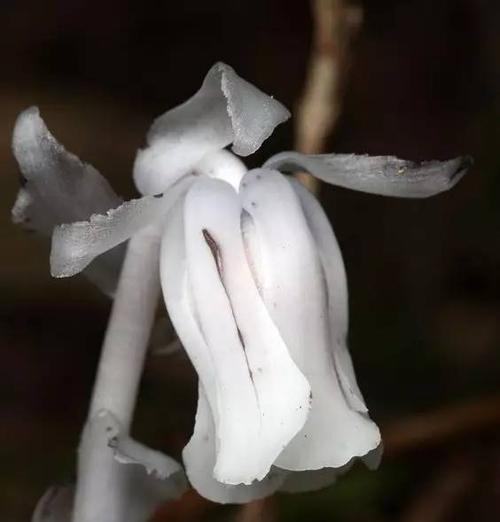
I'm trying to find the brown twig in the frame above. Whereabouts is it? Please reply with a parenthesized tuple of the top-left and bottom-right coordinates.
(152, 490, 212, 522)
(398, 455, 476, 522)
(382, 394, 500, 457)
(236, 497, 275, 522)
(295, 0, 363, 195)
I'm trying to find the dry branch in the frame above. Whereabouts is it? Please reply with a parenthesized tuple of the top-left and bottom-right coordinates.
(295, 0, 363, 194)
(383, 394, 500, 457)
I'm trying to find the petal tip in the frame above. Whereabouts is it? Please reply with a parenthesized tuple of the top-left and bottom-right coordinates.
(12, 106, 44, 155)
(449, 155, 473, 186)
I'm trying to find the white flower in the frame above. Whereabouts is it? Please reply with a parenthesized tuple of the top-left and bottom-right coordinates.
(12, 62, 469, 507)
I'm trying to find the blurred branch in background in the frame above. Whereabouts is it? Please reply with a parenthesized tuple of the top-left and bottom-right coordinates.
(398, 455, 476, 522)
(237, 497, 275, 522)
(383, 394, 500, 457)
(294, 0, 363, 194)
(153, 490, 212, 522)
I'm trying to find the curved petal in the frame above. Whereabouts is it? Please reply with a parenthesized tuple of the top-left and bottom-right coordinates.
(183, 386, 287, 503)
(134, 62, 290, 195)
(110, 432, 184, 484)
(51, 175, 195, 277)
(193, 149, 247, 191)
(239, 169, 380, 472)
(289, 178, 366, 413)
(264, 151, 471, 197)
(12, 107, 121, 228)
(160, 178, 310, 485)
(11, 106, 126, 295)
(74, 410, 186, 522)
(184, 390, 337, 500)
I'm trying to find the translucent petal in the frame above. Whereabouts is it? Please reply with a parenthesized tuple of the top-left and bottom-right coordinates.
(264, 151, 471, 197)
(11, 106, 125, 295)
(160, 178, 310, 485)
(239, 169, 381, 471)
(12, 107, 121, 227)
(120, 463, 187, 522)
(12, 187, 54, 234)
(183, 386, 287, 503)
(51, 175, 195, 278)
(74, 410, 186, 522)
(290, 178, 366, 413)
(111, 433, 184, 483)
(134, 62, 289, 195)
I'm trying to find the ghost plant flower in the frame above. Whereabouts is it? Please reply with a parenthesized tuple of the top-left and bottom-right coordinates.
(12, 62, 470, 518)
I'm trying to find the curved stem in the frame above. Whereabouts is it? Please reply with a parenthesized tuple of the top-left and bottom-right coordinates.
(73, 225, 161, 522)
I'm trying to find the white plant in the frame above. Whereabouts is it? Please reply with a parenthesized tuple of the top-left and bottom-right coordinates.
(12, 62, 469, 521)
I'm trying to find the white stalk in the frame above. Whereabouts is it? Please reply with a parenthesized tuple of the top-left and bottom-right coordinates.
(73, 224, 162, 522)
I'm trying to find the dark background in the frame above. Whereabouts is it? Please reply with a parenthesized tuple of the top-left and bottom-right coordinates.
(1, 1, 499, 520)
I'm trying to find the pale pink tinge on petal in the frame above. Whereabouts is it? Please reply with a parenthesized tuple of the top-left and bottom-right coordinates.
(160, 177, 310, 486)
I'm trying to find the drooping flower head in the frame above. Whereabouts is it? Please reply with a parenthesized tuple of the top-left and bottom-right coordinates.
(13, 62, 469, 509)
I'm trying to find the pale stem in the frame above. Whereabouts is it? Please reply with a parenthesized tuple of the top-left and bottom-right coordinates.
(73, 224, 162, 522)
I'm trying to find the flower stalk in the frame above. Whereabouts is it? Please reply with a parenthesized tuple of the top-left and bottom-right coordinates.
(73, 224, 161, 522)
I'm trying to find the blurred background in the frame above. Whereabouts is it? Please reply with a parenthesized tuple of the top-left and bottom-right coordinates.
(1, 0, 499, 520)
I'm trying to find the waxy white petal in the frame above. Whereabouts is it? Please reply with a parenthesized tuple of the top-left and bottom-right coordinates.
(240, 169, 381, 472)
(290, 178, 367, 413)
(134, 62, 289, 195)
(265, 151, 471, 197)
(11, 107, 125, 295)
(160, 178, 310, 486)
(13, 107, 121, 227)
(183, 386, 287, 503)
(51, 175, 195, 278)
(110, 432, 184, 484)
(184, 387, 332, 501)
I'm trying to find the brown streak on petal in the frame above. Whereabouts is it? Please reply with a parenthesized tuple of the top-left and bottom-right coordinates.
(201, 228, 259, 404)
(202, 229, 223, 278)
